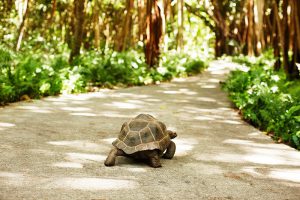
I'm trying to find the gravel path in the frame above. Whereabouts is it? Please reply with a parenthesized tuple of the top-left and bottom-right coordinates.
(1, 60, 300, 200)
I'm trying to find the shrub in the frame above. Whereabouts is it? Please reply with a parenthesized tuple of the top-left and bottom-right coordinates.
(222, 53, 300, 149)
(0, 46, 208, 105)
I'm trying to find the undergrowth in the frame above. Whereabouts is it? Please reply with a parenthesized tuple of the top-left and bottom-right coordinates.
(222, 52, 300, 149)
(0, 46, 208, 105)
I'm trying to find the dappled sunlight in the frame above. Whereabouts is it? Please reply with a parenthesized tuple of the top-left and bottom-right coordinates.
(70, 112, 97, 117)
(16, 105, 53, 113)
(207, 60, 240, 75)
(217, 119, 242, 125)
(243, 147, 300, 166)
(196, 97, 217, 102)
(60, 107, 91, 112)
(208, 78, 220, 83)
(101, 138, 115, 144)
(65, 152, 106, 163)
(48, 140, 102, 151)
(52, 162, 83, 169)
(223, 139, 299, 151)
(158, 88, 198, 95)
(0, 122, 16, 131)
(0, 172, 25, 186)
(190, 113, 241, 125)
(268, 169, 300, 183)
(111, 92, 150, 99)
(174, 138, 198, 157)
(248, 132, 262, 137)
(207, 139, 300, 166)
(97, 111, 136, 118)
(243, 167, 300, 183)
(0, 122, 15, 127)
(196, 152, 245, 163)
(125, 167, 147, 173)
(46, 177, 138, 190)
(103, 102, 143, 109)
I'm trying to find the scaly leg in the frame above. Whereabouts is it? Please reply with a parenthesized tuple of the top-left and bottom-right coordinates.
(104, 147, 125, 166)
(162, 141, 176, 159)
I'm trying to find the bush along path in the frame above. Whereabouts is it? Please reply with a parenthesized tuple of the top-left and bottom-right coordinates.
(0, 46, 207, 105)
(0, 60, 300, 200)
(222, 54, 300, 150)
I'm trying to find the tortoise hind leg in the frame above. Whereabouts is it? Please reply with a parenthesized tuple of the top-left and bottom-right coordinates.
(104, 147, 125, 167)
(162, 141, 176, 159)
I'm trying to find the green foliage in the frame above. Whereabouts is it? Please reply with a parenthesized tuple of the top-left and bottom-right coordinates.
(0, 46, 208, 105)
(222, 53, 300, 149)
(0, 46, 86, 104)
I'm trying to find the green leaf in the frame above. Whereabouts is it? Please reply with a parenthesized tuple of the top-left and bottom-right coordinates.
(292, 135, 300, 147)
(294, 116, 300, 122)
(286, 105, 300, 118)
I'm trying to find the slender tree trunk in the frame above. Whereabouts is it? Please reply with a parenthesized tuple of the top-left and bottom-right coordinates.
(162, 0, 173, 51)
(211, 0, 228, 57)
(145, 0, 162, 67)
(118, 0, 134, 51)
(69, 0, 85, 63)
(177, 0, 184, 52)
(48, 0, 56, 25)
(254, 0, 264, 54)
(290, 0, 300, 78)
(282, 0, 290, 75)
(93, 0, 100, 49)
(137, 0, 146, 41)
(15, 0, 30, 51)
(271, 0, 281, 71)
(246, 0, 254, 56)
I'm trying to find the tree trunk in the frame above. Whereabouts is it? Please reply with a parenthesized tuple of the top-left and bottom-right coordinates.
(137, 0, 146, 41)
(15, 0, 30, 51)
(254, 0, 264, 54)
(118, 0, 134, 51)
(271, 0, 281, 71)
(211, 0, 228, 57)
(282, 0, 290, 75)
(290, 0, 300, 78)
(144, 0, 162, 67)
(93, 0, 100, 49)
(69, 0, 85, 63)
(246, 0, 255, 56)
(177, 0, 184, 52)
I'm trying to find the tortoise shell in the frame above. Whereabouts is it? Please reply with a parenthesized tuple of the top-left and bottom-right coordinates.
(112, 114, 171, 154)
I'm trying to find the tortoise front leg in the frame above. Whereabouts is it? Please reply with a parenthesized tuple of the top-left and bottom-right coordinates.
(104, 147, 125, 167)
(162, 141, 176, 159)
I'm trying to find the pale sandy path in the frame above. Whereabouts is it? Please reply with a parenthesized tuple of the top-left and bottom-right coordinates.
(1, 60, 300, 200)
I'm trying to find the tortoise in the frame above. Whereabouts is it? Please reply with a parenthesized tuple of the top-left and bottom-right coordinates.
(104, 114, 177, 168)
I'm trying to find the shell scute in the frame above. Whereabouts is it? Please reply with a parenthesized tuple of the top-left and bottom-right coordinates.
(140, 127, 155, 143)
(124, 131, 140, 147)
(129, 120, 148, 131)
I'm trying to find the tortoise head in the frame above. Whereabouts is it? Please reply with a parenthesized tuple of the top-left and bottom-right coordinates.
(166, 130, 177, 139)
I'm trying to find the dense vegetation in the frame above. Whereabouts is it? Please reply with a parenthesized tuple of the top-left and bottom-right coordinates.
(0, 46, 207, 104)
(223, 52, 300, 149)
